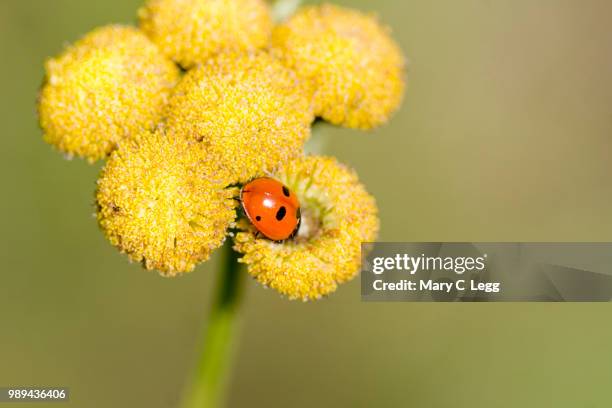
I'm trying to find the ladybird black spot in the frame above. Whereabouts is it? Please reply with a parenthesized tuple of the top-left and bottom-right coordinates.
(275, 206, 286, 221)
(282, 185, 290, 197)
(255, 215, 262, 221)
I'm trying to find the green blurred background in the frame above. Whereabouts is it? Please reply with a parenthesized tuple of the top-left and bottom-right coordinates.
(2, 0, 612, 407)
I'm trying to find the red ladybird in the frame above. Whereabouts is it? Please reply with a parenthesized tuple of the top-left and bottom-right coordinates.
(240, 177, 301, 241)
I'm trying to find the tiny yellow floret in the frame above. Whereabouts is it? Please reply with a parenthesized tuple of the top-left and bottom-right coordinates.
(96, 130, 237, 275)
(272, 4, 406, 129)
(233, 155, 379, 300)
(165, 52, 314, 185)
(139, 0, 273, 68)
(38, 25, 180, 162)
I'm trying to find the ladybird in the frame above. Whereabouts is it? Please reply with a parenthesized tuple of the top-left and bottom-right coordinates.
(240, 177, 301, 241)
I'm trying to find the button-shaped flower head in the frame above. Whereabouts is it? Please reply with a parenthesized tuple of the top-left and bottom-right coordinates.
(96, 130, 237, 275)
(38, 25, 180, 162)
(233, 156, 379, 300)
(272, 4, 406, 129)
(139, 0, 273, 68)
(165, 52, 314, 185)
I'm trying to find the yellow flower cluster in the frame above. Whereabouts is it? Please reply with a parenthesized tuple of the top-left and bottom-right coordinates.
(97, 130, 237, 275)
(139, 0, 272, 68)
(165, 52, 314, 184)
(39, 25, 179, 161)
(273, 4, 406, 129)
(234, 156, 379, 300)
(39, 0, 405, 299)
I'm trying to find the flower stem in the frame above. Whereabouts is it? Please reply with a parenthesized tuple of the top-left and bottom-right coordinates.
(181, 240, 244, 408)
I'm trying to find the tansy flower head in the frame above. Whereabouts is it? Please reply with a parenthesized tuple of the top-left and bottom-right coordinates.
(38, 25, 179, 162)
(165, 51, 314, 185)
(96, 130, 237, 275)
(272, 4, 406, 129)
(139, 0, 273, 68)
(233, 155, 379, 300)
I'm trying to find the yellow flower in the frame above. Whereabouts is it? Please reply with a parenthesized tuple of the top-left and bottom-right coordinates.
(165, 51, 314, 185)
(139, 0, 272, 68)
(38, 25, 179, 162)
(233, 155, 379, 300)
(272, 4, 406, 129)
(96, 129, 237, 275)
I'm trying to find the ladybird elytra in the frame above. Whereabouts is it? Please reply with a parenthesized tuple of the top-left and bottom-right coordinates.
(240, 177, 301, 241)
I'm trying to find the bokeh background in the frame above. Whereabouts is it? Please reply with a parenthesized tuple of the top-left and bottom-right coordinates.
(2, 0, 612, 407)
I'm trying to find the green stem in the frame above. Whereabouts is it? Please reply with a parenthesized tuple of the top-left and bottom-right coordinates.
(304, 119, 328, 155)
(181, 241, 244, 408)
